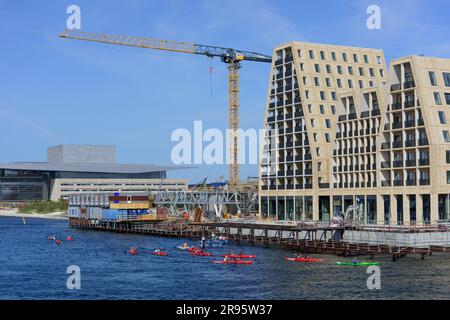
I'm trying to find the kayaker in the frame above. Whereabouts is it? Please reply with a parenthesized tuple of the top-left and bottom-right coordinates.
(352, 257, 359, 264)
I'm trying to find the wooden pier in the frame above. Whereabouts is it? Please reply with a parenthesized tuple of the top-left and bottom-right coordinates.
(69, 218, 450, 260)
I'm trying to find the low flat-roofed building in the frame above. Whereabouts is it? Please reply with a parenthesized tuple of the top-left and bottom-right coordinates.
(0, 145, 189, 202)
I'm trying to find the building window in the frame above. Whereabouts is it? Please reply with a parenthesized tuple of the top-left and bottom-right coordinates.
(314, 77, 320, 86)
(439, 111, 447, 124)
(369, 68, 375, 77)
(320, 91, 326, 100)
(445, 93, 450, 105)
(326, 65, 331, 73)
(331, 52, 336, 61)
(325, 119, 331, 128)
(316, 148, 321, 156)
(447, 171, 450, 184)
(348, 79, 353, 88)
(364, 55, 369, 64)
(331, 105, 336, 114)
(337, 66, 343, 74)
(353, 54, 359, 63)
(443, 73, 450, 87)
(309, 50, 315, 59)
(443, 130, 450, 142)
(315, 64, 321, 73)
(342, 53, 348, 62)
(359, 67, 364, 76)
(320, 105, 325, 114)
(325, 133, 330, 142)
(311, 119, 316, 127)
(358, 80, 364, 89)
(300, 63, 304, 71)
(313, 133, 317, 142)
(303, 76, 307, 85)
(320, 51, 325, 60)
(297, 49, 302, 58)
(318, 162, 322, 171)
(337, 79, 342, 88)
(348, 66, 354, 75)
(305, 90, 310, 99)
(380, 69, 384, 77)
(308, 104, 313, 113)
(331, 92, 337, 100)
(429, 71, 437, 86)
(434, 92, 443, 105)
(446, 150, 450, 163)
(326, 78, 331, 87)
(377, 56, 382, 64)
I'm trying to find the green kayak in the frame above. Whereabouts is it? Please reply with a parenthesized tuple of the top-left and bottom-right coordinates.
(336, 261, 380, 267)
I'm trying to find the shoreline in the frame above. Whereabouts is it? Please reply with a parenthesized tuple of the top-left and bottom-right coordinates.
(0, 210, 68, 220)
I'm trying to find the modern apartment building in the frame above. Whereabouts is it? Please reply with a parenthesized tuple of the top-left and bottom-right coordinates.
(259, 41, 450, 226)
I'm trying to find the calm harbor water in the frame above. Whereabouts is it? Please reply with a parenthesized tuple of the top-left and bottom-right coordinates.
(0, 216, 449, 300)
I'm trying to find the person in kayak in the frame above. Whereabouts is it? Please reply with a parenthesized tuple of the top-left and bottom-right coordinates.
(352, 257, 359, 264)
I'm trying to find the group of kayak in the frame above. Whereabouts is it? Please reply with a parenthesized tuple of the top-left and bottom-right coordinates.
(48, 235, 74, 245)
(285, 254, 380, 266)
(128, 247, 168, 256)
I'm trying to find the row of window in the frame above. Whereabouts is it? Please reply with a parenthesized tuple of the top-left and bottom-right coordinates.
(433, 92, 450, 105)
(428, 71, 450, 87)
(299, 48, 383, 66)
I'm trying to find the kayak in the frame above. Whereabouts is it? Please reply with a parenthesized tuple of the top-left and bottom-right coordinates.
(129, 249, 138, 255)
(55, 240, 63, 245)
(212, 260, 253, 265)
(190, 251, 213, 257)
(176, 245, 192, 251)
(336, 261, 380, 266)
(152, 251, 168, 256)
(285, 257, 323, 263)
(66, 236, 74, 241)
(221, 254, 256, 259)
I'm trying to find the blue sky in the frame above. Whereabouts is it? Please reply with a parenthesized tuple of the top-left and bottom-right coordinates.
(0, 0, 449, 183)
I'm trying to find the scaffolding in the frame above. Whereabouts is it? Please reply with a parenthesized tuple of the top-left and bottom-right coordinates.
(154, 189, 258, 218)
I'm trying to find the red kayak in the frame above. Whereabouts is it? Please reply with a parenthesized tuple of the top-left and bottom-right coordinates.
(129, 249, 138, 255)
(55, 240, 63, 245)
(212, 260, 253, 265)
(285, 257, 323, 263)
(152, 251, 168, 256)
(190, 250, 213, 257)
(66, 236, 74, 241)
(221, 254, 256, 259)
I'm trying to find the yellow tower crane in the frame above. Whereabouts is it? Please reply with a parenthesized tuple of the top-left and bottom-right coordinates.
(59, 29, 272, 188)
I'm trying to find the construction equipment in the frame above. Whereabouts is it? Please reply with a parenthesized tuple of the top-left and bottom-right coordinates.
(59, 29, 273, 188)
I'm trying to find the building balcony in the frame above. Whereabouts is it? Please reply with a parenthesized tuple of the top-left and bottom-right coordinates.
(417, 119, 424, 126)
(404, 120, 415, 128)
(304, 169, 313, 175)
(267, 116, 275, 123)
(275, 59, 283, 66)
(285, 99, 293, 106)
(404, 100, 415, 108)
(286, 170, 294, 176)
(393, 180, 403, 186)
(285, 84, 292, 91)
(319, 183, 330, 189)
(419, 159, 430, 166)
(294, 97, 301, 104)
(392, 141, 403, 149)
(403, 81, 416, 89)
(419, 179, 430, 186)
(286, 141, 293, 148)
(406, 179, 416, 186)
(295, 169, 303, 176)
(349, 113, 357, 120)
(392, 103, 402, 110)
(418, 139, 429, 146)
(304, 184, 313, 189)
(381, 162, 390, 169)
(405, 140, 416, 148)
(393, 160, 403, 168)
(405, 160, 416, 167)
(381, 143, 390, 150)
(304, 154, 312, 160)
(391, 83, 401, 91)
(361, 111, 370, 118)
(295, 184, 303, 189)
(285, 128, 293, 134)
(372, 109, 381, 117)
(285, 55, 293, 63)
(392, 122, 402, 129)
(294, 111, 304, 118)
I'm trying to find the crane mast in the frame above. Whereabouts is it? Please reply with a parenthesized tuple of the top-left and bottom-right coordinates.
(59, 29, 272, 188)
